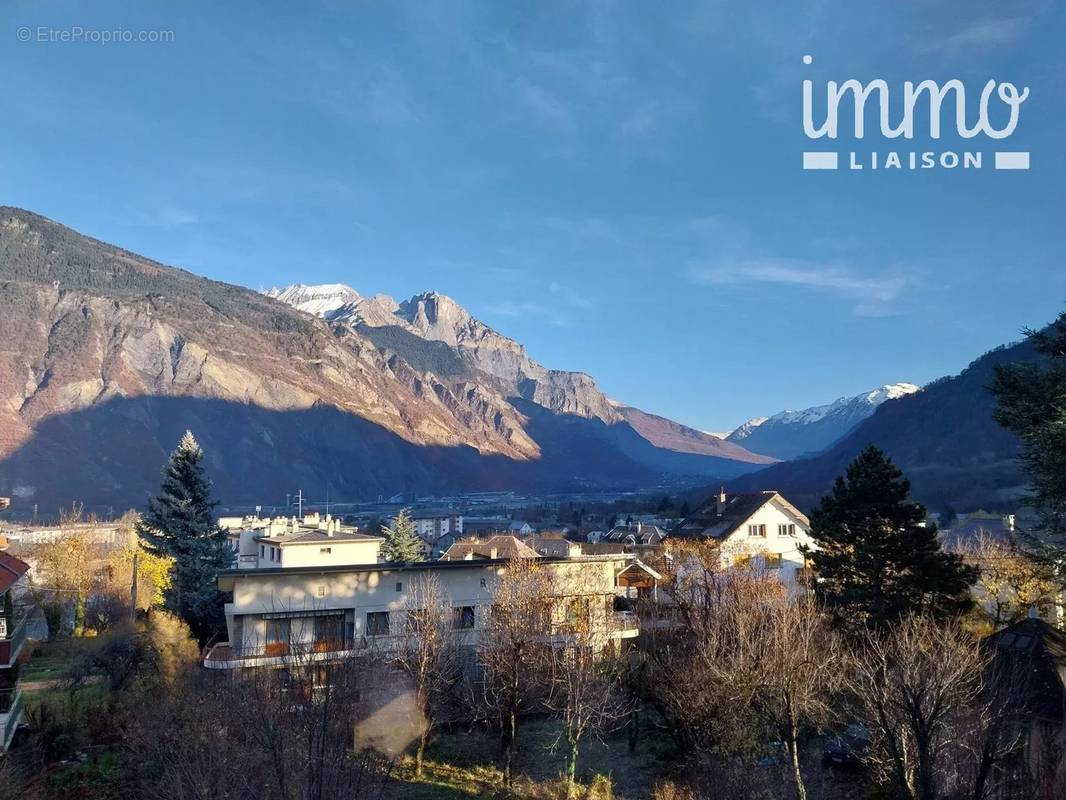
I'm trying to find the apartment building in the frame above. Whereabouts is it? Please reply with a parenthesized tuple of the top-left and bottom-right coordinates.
(227, 513, 382, 570)
(204, 535, 658, 670)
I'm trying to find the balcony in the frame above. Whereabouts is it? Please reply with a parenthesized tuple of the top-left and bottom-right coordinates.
(611, 611, 640, 639)
(0, 688, 23, 750)
(204, 635, 366, 669)
(0, 615, 28, 669)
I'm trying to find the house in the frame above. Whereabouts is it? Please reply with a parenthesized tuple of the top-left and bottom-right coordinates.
(672, 490, 815, 590)
(228, 514, 383, 570)
(0, 550, 29, 750)
(408, 511, 463, 541)
(983, 618, 1066, 793)
(439, 535, 539, 561)
(603, 522, 667, 547)
(942, 510, 1016, 547)
(203, 544, 660, 671)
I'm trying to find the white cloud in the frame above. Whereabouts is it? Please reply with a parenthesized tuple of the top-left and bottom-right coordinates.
(689, 258, 907, 305)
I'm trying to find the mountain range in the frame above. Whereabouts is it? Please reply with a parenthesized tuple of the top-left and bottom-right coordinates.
(0, 208, 773, 515)
(726, 344, 1032, 511)
(724, 383, 921, 460)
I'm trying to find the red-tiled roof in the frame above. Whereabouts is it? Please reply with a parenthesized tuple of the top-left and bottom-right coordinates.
(0, 551, 29, 593)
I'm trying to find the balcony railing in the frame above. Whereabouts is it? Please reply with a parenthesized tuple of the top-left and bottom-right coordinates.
(0, 615, 28, 668)
(0, 689, 23, 749)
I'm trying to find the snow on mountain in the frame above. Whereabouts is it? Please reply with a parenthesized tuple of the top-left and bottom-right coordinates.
(266, 283, 361, 318)
(726, 384, 920, 460)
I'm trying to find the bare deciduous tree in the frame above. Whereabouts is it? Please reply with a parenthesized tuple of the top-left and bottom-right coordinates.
(478, 558, 554, 783)
(393, 573, 466, 777)
(848, 616, 987, 800)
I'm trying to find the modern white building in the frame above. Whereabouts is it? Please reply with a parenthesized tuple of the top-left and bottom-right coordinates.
(227, 513, 382, 570)
(204, 532, 659, 670)
(673, 490, 815, 590)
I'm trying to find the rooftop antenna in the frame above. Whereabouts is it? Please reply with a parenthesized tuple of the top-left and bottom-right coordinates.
(295, 489, 304, 519)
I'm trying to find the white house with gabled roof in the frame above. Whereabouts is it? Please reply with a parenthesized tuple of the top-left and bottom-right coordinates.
(673, 490, 815, 590)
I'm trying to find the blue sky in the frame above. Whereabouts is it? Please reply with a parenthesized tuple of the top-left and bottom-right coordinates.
(2, 1, 1064, 432)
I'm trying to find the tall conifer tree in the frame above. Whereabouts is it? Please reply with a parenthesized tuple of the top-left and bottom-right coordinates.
(991, 309, 1066, 560)
(805, 445, 976, 630)
(381, 507, 423, 562)
(139, 431, 232, 642)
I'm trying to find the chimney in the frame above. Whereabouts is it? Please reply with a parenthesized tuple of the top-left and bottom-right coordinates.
(716, 488, 727, 516)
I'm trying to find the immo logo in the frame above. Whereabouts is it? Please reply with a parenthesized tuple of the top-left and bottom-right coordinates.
(801, 55, 1029, 171)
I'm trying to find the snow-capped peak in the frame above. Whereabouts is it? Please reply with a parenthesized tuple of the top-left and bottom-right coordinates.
(266, 283, 362, 317)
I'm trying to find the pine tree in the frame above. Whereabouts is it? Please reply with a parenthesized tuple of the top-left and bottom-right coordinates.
(805, 445, 977, 630)
(138, 431, 232, 643)
(381, 507, 423, 562)
(991, 309, 1066, 559)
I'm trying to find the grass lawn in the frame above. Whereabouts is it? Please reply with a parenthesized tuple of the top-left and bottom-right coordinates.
(388, 715, 674, 800)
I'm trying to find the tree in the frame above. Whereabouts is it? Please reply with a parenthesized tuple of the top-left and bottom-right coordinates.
(33, 504, 101, 637)
(394, 575, 465, 778)
(546, 591, 628, 798)
(958, 532, 1059, 630)
(991, 310, 1066, 559)
(138, 431, 232, 643)
(743, 594, 844, 800)
(381, 508, 423, 563)
(847, 616, 1025, 800)
(478, 558, 554, 783)
(806, 445, 977, 631)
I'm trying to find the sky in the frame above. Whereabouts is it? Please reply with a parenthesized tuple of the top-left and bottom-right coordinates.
(2, 1, 1065, 432)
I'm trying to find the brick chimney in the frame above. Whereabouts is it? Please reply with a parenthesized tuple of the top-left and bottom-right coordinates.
(716, 488, 728, 516)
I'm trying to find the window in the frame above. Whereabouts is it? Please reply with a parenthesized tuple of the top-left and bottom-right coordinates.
(265, 618, 290, 656)
(366, 611, 390, 637)
(453, 606, 475, 630)
(0, 618, 6, 638)
(316, 585, 326, 597)
(260, 545, 265, 558)
(314, 615, 344, 651)
(479, 578, 487, 589)
(395, 581, 403, 593)
(778, 524, 795, 537)
(763, 553, 782, 568)
(747, 524, 766, 537)
(320, 547, 332, 554)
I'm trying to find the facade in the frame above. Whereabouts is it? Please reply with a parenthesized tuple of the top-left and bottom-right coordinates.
(409, 511, 463, 541)
(673, 490, 815, 591)
(204, 547, 657, 671)
(0, 551, 29, 751)
(228, 513, 383, 570)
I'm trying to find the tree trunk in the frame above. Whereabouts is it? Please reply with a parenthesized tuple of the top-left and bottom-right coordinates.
(73, 591, 86, 636)
(415, 728, 428, 778)
(566, 736, 579, 799)
(788, 726, 807, 800)
(502, 711, 516, 784)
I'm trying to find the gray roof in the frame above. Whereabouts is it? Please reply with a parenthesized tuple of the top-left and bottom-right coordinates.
(673, 491, 807, 540)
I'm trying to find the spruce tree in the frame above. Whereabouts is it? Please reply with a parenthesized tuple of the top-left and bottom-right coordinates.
(139, 431, 232, 643)
(381, 508, 423, 562)
(805, 445, 977, 630)
(991, 309, 1066, 559)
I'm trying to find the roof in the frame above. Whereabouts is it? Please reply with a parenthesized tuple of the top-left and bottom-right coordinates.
(0, 551, 30, 593)
(984, 618, 1066, 724)
(440, 534, 539, 561)
(257, 529, 382, 546)
(216, 552, 637, 591)
(672, 491, 808, 540)
(603, 523, 666, 545)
